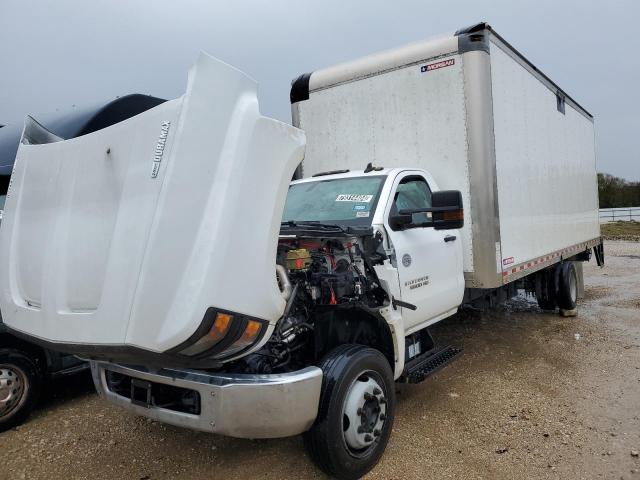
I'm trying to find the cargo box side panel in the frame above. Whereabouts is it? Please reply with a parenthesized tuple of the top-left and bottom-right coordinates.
(490, 42, 599, 271)
(297, 53, 474, 272)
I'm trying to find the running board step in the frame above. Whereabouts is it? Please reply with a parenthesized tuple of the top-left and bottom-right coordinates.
(403, 346, 463, 384)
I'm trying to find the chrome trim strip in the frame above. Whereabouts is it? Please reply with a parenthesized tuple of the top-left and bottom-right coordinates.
(501, 237, 602, 283)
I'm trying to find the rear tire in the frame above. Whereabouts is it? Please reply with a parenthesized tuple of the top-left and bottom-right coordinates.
(557, 262, 578, 311)
(304, 344, 395, 480)
(0, 349, 43, 432)
(535, 269, 557, 311)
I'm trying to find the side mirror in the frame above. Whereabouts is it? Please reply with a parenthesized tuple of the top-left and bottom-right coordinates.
(432, 190, 464, 230)
(389, 212, 413, 231)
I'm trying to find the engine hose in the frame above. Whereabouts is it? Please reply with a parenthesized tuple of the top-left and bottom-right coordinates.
(282, 283, 300, 318)
(276, 264, 293, 301)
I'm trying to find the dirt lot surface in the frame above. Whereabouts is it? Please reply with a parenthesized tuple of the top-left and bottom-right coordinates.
(1, 240, 639, 480)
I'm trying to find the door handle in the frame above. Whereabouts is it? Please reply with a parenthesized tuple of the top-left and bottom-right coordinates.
(444, 235, 457, 243)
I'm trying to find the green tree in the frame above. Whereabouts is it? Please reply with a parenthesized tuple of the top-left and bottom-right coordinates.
(598, 173, 640, 208)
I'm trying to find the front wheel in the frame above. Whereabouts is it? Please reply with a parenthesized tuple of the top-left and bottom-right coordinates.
(304, 344, 396, 480)
(0, 349, 43, 432)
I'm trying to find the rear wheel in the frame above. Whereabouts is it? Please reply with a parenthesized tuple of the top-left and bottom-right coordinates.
(557, 262, 578, 311)
(0, 349, 43, 432)
(304, 344, 395, 480)
(535, 269, 557, 311)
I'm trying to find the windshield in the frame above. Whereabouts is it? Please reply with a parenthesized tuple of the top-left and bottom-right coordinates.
(282, 176, 386, 227)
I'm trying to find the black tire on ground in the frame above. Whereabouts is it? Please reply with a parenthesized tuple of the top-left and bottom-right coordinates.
(557, 262, 578, 311)
(0, 349, 43, 432)
(303, 344, 396, 480)
(535, 269, 557, 311)
(537, 295, 557, 311)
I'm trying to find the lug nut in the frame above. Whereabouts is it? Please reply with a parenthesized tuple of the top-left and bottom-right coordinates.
(373, 387, 381, 395)
(364, 434, 373, 442)
(379, 397, 387, 404)
(357, 426, 365, 434)
(379, 413, 386, 421)
(357, 407, 363, 416)
(364, 392, 373, 401)
(374, 429, 381, 437)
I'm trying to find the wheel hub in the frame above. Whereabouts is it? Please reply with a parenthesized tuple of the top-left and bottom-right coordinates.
(0, 364, 27, 419)
(343, 373, 386, 451)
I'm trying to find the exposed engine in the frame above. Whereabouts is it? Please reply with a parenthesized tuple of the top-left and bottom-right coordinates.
(228, 235, 388, 374)
(281, 239, 374, 306)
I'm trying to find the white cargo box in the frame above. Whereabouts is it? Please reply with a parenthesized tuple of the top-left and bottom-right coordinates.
(291, 22, 601, 288)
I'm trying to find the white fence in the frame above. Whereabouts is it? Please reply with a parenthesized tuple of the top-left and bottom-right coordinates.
(599, 207, 640, 223)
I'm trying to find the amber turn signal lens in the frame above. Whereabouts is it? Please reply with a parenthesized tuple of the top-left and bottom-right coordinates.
(178, 312, 233, 356)
(240, 320, 262, 344)
(178, 309, 267, 358)
(221, 319, 264, 357)
(443, 209, 464, 221)
(207, 313, 232, 342)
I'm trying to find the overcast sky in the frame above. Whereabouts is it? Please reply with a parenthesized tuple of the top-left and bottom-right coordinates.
(1, 0, 638, 180)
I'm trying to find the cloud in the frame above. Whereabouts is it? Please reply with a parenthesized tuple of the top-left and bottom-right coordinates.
(0, 0, 638, 179)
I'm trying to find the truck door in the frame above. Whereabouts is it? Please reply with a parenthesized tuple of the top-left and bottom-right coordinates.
(383, 172, 464, 333)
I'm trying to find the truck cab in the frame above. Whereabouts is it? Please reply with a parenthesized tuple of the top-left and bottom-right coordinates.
(280, 168, 464, 374)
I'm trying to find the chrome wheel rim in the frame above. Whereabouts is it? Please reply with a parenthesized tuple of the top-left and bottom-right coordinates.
(0, 364, 28, 419)
(342, 370, 387, 453)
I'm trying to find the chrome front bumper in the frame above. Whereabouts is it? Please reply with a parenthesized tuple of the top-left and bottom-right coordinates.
(91, 361, 323, 439)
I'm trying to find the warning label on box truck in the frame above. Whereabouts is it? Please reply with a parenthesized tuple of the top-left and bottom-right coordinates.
(502, 257, 515, 266)
(421, 58, 455, 73)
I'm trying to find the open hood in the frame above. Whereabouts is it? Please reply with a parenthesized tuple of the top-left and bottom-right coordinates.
(0, 53, 305, 365)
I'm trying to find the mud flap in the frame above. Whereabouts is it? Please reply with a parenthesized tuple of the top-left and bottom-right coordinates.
(594, 240, 605, 267)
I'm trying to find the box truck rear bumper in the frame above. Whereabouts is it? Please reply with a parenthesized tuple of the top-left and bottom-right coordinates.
(91, 361, 323, 438)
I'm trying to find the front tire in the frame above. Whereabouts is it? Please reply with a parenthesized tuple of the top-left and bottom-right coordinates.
(0, 349, 43, 432)
(304, 344, 395, 480)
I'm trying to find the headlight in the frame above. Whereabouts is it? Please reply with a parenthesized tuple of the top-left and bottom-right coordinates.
(174, 308, 268, 359)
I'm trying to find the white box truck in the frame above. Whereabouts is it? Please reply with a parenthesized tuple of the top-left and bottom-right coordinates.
(0, 23, 602, 479)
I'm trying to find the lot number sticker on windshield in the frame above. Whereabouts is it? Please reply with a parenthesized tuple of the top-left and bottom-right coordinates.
(336, 194, 373, 202)
(356, 211, 370, 218)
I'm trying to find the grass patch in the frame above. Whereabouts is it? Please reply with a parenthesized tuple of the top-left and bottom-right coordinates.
(601, 221, 640, 241)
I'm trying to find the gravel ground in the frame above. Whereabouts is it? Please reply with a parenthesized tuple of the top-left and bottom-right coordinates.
(1, 240, 639, 480)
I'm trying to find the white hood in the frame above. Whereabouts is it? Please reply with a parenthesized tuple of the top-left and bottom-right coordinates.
(0, 53, 305, 357)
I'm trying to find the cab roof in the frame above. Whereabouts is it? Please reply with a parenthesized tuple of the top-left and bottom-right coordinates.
(291, 168, 402, 184)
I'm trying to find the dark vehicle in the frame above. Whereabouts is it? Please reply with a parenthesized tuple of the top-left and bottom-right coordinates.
(0, 316, 88, 432)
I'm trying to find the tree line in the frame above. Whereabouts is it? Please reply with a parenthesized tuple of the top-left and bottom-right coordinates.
(598, 173, 640, 208)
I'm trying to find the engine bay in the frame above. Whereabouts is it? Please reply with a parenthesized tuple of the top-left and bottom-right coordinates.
(227, 234, 389, 374)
